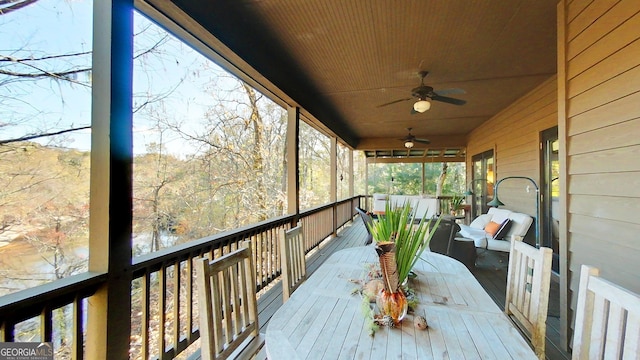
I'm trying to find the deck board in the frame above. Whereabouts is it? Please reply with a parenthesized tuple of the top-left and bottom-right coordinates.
(255, 216, 571, 360)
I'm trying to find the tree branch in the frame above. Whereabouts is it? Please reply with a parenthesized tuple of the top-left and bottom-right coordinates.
(0, 0, 38, 15)
(0, 60, 91, 87)
(0, 125, 91, 145)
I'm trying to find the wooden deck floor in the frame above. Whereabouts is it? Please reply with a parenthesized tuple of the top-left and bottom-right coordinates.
(256, 217, 572, 360)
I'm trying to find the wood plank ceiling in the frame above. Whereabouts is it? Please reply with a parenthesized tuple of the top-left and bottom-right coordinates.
(146, 0, 557, 160)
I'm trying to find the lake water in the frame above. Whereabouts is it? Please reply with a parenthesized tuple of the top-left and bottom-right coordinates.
(0, 232, 176, 297)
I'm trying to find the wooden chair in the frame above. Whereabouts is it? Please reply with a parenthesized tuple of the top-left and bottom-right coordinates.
(195, 241, 263, 360)
(572, 265, 640, 359)
(505, 240, 552, 359)
(355, 206, 374, 245)
(280, 223, 307, 302)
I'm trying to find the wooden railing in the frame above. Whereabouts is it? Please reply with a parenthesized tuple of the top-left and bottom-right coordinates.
(0, 196, 364, 359)
(0, 272, 107, 357)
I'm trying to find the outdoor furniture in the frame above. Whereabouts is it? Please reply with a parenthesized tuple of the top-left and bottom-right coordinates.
(265, 246, 537, 359)
(451, 236, 477, 269)
(355, 207, 374, 245)
(505, 241, 552, 359)
(195, 242, 263, 360)
(371, 193, 439, 219)
(427, 216, 477, 269)
(457, 207, 533, 252)
(280, 223, 307, 302)
(572, 265, 640, 359)
(428, 216, 460, 255)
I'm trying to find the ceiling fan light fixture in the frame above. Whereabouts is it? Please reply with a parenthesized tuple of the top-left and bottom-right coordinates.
(404, 140, 414, 149)
(413, 99, 431, 113)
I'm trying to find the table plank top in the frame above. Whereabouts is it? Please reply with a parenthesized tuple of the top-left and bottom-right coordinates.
(266, 245, 536, 359)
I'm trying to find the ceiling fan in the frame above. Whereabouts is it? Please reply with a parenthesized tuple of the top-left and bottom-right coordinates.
(401, 128, 430, 148)
(377, 71, 466, 113)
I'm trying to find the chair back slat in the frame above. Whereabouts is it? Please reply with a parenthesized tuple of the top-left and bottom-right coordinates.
(623, 312, 640, 359)
(280, 223, 307, 302)
(196, 242, 258, 360)
(355, 207, 374, 245)
(505, 240, 552, 359)
(573, 265, 640, 360)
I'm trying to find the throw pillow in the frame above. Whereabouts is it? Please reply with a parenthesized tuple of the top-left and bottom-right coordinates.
(493, 219, 512, 240)
(484, 221, 502, 237)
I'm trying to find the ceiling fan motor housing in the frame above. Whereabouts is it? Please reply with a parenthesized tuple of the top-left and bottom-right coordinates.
(412, 86, 434, 100)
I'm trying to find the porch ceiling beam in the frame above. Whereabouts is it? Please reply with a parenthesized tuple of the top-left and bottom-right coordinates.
(356, 134, 466, 150)
(366, 156, 464, 164)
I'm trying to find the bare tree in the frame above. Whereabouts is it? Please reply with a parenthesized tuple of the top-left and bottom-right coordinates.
(436, 162, 448, 197)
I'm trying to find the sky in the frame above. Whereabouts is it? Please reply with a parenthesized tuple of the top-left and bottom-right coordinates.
(0, 0, 93, 149)
(0, 0, 248, 156)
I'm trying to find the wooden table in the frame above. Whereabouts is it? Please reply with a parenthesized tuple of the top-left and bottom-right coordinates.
(265, 246, 536, 359)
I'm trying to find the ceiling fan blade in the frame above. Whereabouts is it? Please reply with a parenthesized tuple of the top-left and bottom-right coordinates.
(431, 94, 466, 105)
(377, 97, 412, 108)
(434, 88, 466, 96)
(415, 138, 430, 144)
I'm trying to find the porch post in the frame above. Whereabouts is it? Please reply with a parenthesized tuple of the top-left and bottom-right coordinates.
(348, 149, 354, 198)
(421, 163, 426, 195)
(365, 160, 369, 209)
(330, 137, 338, 234)
(287, 107, 300, 217)
(86, 0, 133, 358)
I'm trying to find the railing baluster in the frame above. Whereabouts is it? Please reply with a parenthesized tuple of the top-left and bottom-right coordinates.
(253, 232, 258, 286)
(141, 272, 151, 360)
(41, 306, 52, 342)
(172, 260, 180, 355)
(158, 267, 166, 358)
(186, 256, 194, 343)
(73, 296, 84, 360)
(260, 231, 266, 286)
(272, 227, 278, 280)
(276, 227, 280, 278)
(1, 321, 15, 342)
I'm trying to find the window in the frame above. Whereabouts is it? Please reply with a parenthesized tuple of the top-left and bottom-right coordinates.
(0, 0, 94, 295)
(298, 120, 330, 208)
(131, 12, 288, 255)
(471, 150, 494, 218)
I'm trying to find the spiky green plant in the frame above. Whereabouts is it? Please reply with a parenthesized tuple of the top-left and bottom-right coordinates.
(367, 200, 441, 291)
(449, 194, 465, 212)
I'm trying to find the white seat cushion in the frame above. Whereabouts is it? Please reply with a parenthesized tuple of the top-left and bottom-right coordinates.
(469, 213, 493, 229)
(487, 208, 512, 224)
(487, 239, 512, 252)
(373, 193, 388, 201)
(506, 212, 533, 240)
(458, 224, 491, 248)
(413, 198, 438, 219)
(372, 194, 388, 213)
